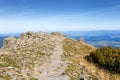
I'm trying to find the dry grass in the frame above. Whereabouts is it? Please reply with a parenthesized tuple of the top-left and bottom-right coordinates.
(62, 38, 120, 80)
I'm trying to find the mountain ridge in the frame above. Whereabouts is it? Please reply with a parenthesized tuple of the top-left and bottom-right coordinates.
(0, 32, 120, 80)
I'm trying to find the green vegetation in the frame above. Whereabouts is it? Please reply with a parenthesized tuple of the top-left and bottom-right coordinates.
(87, 46, 120, 73)
(0, 54, 19, 68)
(30, 78, 38, 80)
(0, 73, 11, 80)
(70, 77, 77, 80)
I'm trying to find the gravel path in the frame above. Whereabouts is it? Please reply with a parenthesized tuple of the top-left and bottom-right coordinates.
(33, 37, 70, 80)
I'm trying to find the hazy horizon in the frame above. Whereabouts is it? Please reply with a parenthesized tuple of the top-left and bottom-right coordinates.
(0, 0, 120, 33)
(1, 30, 120, 35)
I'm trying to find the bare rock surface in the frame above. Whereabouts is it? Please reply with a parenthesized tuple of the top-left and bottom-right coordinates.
(0, 32, 70, 80)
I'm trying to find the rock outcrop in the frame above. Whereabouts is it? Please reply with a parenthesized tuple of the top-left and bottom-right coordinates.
(78, 37, 85, 43)
(3, 35, 16, 48)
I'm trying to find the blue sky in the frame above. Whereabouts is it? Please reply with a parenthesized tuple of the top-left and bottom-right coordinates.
(0, 0, 120, 33)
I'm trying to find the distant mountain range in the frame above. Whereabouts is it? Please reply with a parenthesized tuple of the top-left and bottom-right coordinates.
(62, 30, 120, 48)
(1, 30, 120, 48)
(62, 30, 120, 36)
(0, 36, 6, 48)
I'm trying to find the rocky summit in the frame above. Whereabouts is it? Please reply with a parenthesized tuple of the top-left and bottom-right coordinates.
(0, 32, 119, 80)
